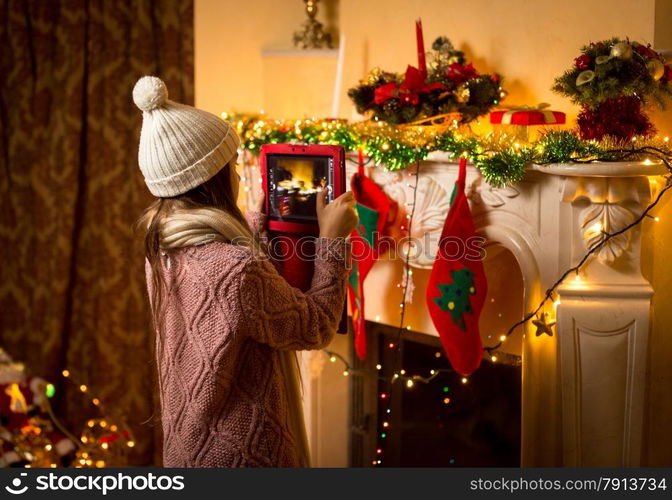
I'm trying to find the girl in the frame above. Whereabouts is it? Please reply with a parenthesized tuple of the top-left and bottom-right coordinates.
(133, 76, 358, 467)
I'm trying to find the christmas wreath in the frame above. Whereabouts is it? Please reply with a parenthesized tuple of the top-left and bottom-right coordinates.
(552, 38, 672, 141)
(348, 37, 503, 125)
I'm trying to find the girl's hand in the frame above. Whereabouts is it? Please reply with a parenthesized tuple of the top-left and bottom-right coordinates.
(316, 188, 358, 239)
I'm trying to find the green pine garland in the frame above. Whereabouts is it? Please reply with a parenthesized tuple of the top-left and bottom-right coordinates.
(228, 113, 670, 188)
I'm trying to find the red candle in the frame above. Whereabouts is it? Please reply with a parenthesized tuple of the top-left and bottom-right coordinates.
(358, 149, 365, 175)
(416, 18, 427, 81)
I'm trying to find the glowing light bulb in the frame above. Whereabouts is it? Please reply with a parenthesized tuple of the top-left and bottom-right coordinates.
(375, 315, 381, 321)
(588, 221, 602, 234)
(127, 441, 135, 448)
(491, 355, 498, 363)
(643, 158, 653, 165)
(329, 356, 337, 363)
(499, 335, 506, 342)
(79, 384, 87, 393)
(654, 217, 660, 222)
(443, 397, 451, 404)
(342, 370, 349, 377)
(92, 398, 100, 406)
(406, 379, 414, 388)
(376, 364, 382, 370)
(461, 377, 468, 384)
(62, 370, 70, 378)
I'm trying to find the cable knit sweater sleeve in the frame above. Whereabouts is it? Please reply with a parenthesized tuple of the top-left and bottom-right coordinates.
(238, 237, 350, 350)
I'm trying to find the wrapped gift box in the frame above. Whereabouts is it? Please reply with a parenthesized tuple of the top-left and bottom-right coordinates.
(490, 105, 566, 142)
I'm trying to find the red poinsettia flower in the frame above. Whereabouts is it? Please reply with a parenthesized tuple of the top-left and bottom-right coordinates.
(635, 43, 658, 59)
(374, 65, 446, 105)
(574, 54, 592, 70)
(661, 65, 672, 84)
(446, 62, 479, 85)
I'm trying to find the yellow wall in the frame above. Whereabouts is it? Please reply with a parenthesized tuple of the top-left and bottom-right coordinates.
(195, 0, 672, 466)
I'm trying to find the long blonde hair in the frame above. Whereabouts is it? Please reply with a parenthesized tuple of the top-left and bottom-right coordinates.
(136, 163, 265, 341)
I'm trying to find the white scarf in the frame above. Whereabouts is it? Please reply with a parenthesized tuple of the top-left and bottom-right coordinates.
(158, 206, 312, 467)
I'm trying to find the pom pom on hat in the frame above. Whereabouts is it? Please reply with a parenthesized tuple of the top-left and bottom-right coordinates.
(133, 76, 168, 112)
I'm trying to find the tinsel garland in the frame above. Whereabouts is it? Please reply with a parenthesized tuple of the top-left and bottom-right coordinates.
(225, 112, 671, 188)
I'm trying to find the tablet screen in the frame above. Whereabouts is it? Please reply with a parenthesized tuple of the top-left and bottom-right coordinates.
(266, 154, 333, 223)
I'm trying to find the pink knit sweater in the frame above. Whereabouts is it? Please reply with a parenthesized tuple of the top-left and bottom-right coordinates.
(144, 212, 349, 467)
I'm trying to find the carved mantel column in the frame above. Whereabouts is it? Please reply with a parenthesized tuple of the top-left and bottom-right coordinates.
(533, 161, 666, 467)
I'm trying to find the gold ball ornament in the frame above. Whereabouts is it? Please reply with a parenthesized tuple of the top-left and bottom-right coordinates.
(610, 41, 633, 60)
(456, 84, 470, 103)
(647, 59, 665, 80)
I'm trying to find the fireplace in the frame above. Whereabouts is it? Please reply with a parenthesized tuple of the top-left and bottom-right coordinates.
(350, 321, 521, 467)
(241, 151, 665, 467)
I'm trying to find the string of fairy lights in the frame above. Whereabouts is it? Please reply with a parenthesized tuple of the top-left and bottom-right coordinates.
(40, 369, 135, 468)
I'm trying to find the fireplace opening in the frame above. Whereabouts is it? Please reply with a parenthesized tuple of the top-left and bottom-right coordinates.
(350, 323, 521, 467)
(349, 244, 524, 467)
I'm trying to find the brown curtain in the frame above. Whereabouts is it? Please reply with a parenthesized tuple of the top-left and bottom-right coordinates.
(0, 0, 194, 465)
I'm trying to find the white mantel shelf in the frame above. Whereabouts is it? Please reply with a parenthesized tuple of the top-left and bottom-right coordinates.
(241, 151, 665, 467)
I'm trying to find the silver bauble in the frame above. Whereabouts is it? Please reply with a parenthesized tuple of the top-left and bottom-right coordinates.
(610, 41, 633, 60)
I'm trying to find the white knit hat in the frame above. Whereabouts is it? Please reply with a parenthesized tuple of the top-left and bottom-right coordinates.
(132, 76, 240, 197)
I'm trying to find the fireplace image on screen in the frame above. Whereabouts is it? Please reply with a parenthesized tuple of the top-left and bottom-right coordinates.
(268, 156, 329, 222)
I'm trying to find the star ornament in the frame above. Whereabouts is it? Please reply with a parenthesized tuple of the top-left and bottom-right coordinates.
(533, 312, 556, 337)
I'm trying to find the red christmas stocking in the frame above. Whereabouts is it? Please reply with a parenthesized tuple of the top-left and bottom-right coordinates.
(426, 158, 487, 376)
(348, 152, 393, 360)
